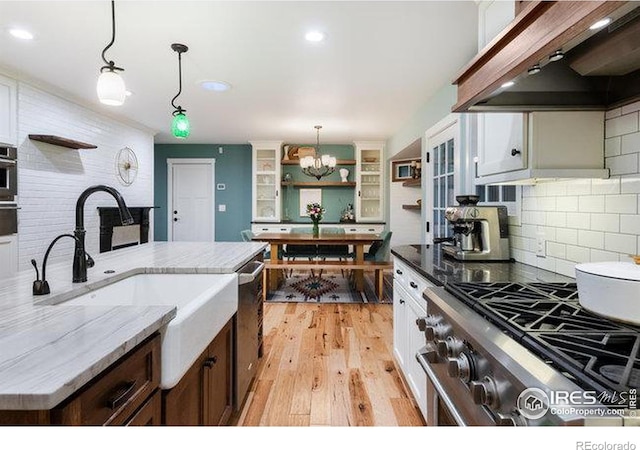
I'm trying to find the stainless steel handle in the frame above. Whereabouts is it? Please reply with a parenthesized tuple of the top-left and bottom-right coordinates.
(238, 261, 265, 285)
(0, 206, 20, 210)
(416, 352, 467, 426)
(0, 159, 16, 166)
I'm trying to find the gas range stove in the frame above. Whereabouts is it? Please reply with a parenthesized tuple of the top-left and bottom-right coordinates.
(446, 282, 640, 399)
(418, 282, 640, 426)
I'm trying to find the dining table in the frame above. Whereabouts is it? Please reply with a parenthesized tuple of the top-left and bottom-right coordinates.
(251, 231, 382, 293)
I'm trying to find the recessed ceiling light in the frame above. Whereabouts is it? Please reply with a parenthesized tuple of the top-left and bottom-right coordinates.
(9, 28, 34, 40)
(501, 81, 515, 88)
(200, 80, 231, 92)
(590, 17, 611, 30)
(305, 30, 325, 42)
(549, 49, 564, 62)
(528, 65, 541, 75)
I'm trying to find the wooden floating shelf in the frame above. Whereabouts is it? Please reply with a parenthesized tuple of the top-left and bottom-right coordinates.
(281, 159, 356, 166)
(402, 178, 422, 187)
(282, 181, 356, 187)
(402, 204, 421, 210)
(29, 135, 97, 149)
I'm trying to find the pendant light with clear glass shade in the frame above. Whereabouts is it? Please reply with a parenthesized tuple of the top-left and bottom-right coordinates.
(97, 0, 126, 106)
(300, 125, 336, 180)
(170, 43, 190, 139)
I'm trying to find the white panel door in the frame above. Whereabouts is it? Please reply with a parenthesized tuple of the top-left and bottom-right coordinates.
(477, 113, 526, 177)
(169, 160, 215, 242)
(0, 75, 17, 146)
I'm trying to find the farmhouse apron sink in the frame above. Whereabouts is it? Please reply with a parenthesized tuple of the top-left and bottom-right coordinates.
(63, 273, 238, 389)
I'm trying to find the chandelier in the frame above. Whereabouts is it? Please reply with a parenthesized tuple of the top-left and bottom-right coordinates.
(300, 125, 336, 180)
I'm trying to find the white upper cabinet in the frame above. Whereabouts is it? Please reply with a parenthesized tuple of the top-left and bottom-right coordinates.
(475, 111, 607, 185)
(478, 0, 515, 49)
(477, 113, 526, 177)
(354, 141, 384, 222)
(0, 75, 17, 147)
(476, 1, 526, 181)
(250, 141, 282, 222)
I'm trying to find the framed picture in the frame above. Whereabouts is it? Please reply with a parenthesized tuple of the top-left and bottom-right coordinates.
(392, 159, 420, 181)
(299, 188, 322, 216)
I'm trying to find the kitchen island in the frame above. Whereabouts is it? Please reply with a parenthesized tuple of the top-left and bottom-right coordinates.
(0, 242, 266, 413)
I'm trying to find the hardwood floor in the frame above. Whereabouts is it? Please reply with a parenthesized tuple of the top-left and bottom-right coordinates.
(232, 302, 425, 426)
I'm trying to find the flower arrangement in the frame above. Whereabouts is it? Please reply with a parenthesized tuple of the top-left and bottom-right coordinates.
(306, 202, 325, 223)
(306, 202, 325, 236)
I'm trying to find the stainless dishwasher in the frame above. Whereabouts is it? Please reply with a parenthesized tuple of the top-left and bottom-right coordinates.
(235, 259, 264, 411)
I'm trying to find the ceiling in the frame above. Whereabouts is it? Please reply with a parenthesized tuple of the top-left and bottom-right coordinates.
(0, 1, 478, 145)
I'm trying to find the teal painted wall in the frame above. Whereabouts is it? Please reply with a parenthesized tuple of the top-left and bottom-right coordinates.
(282, 145, 355, 223)
(154, 144, 252, 242)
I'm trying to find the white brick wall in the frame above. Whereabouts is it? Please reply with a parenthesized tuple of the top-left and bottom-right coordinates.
(16, 82, 154, 272)
(513, 106, 640, 278)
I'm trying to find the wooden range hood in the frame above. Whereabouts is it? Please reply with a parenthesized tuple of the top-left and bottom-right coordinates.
(453, 1, 640, 112)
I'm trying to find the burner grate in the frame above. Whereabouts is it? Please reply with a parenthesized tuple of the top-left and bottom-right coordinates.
(523, 332, 640, 398)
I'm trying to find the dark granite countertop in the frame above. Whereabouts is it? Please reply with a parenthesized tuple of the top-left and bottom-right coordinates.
(391, 244, 574, 286)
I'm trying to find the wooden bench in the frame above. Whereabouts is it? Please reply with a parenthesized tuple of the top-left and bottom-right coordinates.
(263, 260, 393, 302)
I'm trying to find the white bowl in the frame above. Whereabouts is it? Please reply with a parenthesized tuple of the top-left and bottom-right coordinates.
(575, 262, 640, 325)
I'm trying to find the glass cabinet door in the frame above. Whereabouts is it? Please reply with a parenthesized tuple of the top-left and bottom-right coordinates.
(251, 142, 282, 222)
(354, 142, 384, 222)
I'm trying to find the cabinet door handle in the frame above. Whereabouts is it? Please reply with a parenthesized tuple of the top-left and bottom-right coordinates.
(105, 381, 137, 410)
(396, 269, 403, 275)
(510, 148, 521, 156)
(399, 299, 405, 304)
(358, 190, 361, 197)
(275, 190, 279, 197)
(410, 281, 418, 289)
(204, 356, 218, 368)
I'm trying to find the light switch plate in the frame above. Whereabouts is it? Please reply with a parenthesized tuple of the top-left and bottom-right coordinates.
(536, 234, 546, 257)
(218, 204, 226, 212)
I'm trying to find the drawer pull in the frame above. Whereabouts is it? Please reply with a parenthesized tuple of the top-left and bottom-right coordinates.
(410, 281, 418, 289)
(396, 269, 403, 275)
(106, 381, 137, 410)
(399, 299, 405, 305)
(204, 356, 218, 368)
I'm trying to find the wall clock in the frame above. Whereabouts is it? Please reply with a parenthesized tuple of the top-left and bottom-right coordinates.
(115, 147, 139, 186)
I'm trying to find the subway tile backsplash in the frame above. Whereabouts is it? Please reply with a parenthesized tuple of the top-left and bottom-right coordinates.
(513, 108, 640, 278)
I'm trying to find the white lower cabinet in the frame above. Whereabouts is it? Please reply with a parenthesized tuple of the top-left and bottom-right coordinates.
(393, 258, 430, 420)
(0, 234, 18, 279)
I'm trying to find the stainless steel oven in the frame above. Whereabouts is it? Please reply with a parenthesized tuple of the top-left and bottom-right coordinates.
(416, 284, 636, 426)
(0, 146, 17, 201)
(0, 203, 18, 236)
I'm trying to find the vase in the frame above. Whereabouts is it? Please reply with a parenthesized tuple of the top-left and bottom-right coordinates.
(312, 221, 320, 237)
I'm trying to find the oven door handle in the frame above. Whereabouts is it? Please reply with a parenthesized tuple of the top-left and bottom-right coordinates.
(416, 349, 467, 426)
(0, 206, 20, 210)
(0, 159, 16, 167)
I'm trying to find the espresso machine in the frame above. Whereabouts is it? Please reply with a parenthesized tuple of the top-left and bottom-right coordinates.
(439, 195, 511, 261)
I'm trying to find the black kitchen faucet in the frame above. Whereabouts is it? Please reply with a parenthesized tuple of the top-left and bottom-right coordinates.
(72, 185, 134, 283)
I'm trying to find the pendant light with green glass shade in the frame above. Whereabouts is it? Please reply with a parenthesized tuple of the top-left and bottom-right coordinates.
(170, 43, 190, 139)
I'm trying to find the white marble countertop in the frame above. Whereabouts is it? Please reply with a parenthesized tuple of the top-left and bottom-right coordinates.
(0, 241, 266, 410)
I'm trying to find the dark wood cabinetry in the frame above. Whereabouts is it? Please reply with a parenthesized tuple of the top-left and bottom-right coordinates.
(162, 319, 233, 426)
(0, 333, 161, 426)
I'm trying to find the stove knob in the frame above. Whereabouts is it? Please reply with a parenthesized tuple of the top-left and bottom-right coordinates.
(447, 353, 472, 382)
(437, 336, 464, 358)
(470, 376, 499, 407)
(416, 314, 442, 332)
(425, 323, 452, 342)
(495, 411, 526, 427)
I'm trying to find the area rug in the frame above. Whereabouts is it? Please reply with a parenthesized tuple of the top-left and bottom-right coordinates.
(266, 270, 392, 304)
